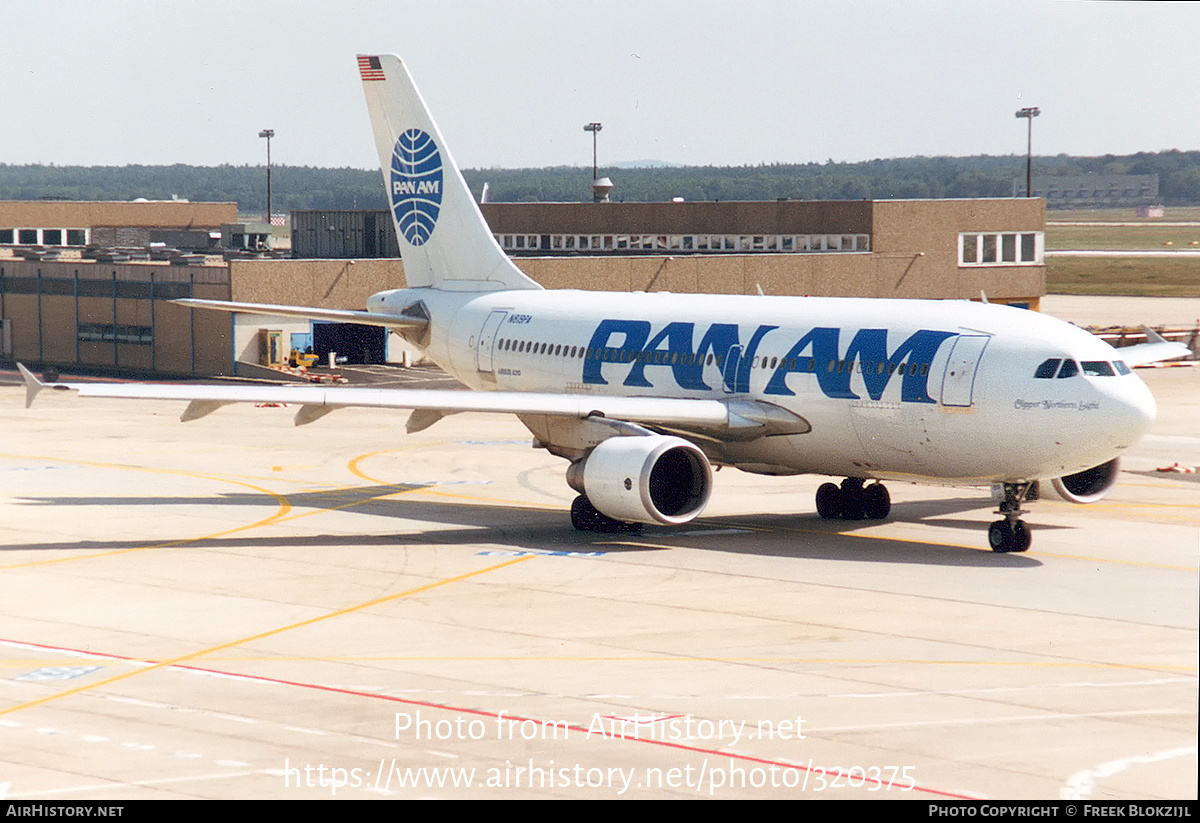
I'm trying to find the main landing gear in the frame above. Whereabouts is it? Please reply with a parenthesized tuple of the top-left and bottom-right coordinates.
(815, 478, 892, 521)
(570, 494, 643, 534)
(988, 482, 1033, 553)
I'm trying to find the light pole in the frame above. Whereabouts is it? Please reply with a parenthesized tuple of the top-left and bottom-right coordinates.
(258, 129, 274, 223)
(1014, 107, 1039, 197)
(583, 122, 602, 183)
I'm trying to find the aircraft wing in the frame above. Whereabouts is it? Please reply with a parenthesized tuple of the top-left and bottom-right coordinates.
(174, 298, 428, 332)
(18, 365, 809, 436)
(1117, 327, 1192, 368)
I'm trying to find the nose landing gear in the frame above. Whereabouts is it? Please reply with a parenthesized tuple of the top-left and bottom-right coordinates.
(988, 482, 1033, 553)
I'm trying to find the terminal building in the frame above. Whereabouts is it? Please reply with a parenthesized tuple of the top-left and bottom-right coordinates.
(0, 199, 237, 254)
(1013, 174, 1159, 209)
(2, 196, 1046, 378)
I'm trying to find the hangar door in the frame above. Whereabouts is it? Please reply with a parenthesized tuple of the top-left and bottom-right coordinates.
(312, 322, 386, 365)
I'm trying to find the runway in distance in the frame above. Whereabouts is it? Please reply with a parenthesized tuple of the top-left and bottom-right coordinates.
(20, 54, 1190, 553)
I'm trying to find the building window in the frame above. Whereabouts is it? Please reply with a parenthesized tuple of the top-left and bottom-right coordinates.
(1001, 233, 1016, 262)
(78, 323, 153, 345)
(1020, 233, 1036, 262)
(960, 232, 1043, 267)
(495, 228, 874, 256)
(980, 234, 996, 263)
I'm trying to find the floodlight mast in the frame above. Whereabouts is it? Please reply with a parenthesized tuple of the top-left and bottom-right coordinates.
(1015, 107, 1040, 198)
(259, 129, 275, 223)
(584, 122, 602, 183)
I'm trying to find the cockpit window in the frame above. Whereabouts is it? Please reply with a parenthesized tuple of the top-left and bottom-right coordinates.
(1034, 358, 1061, 378)
(1114, 360, 1131, 375)
(1081, 361, 1116, 377)
(1056, 359, 1079, 378)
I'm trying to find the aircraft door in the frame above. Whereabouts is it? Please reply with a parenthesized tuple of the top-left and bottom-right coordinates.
(940, 334, 990, 407)
(476, 310, 508, 374)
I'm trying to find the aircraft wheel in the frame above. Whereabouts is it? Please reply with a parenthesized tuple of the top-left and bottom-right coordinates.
(839, 478, 866, 521)
(815, 483, 842, 519)
(988, 520, 1014, 552)
(571, 495, 600, 531)
(570, 494, 641, 534)
(1011, 520, 1031, 553)
(862, 483, 891, 520)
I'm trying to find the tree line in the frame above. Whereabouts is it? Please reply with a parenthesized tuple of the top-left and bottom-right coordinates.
(1, 150, 1197, 213)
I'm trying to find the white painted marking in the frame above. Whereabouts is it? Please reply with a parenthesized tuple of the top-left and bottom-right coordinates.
(842, 676, 1197, 699)
(807, 708, 1184, 734)
(16, 666, 102, 682)
(1062, 745, 1198, 800)
(282, 725, 330, 736)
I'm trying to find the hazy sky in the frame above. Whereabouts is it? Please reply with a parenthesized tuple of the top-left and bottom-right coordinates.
(2, 0, 1197, 171)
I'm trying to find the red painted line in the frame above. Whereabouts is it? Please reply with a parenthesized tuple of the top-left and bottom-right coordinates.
(2, 637, 975, 798)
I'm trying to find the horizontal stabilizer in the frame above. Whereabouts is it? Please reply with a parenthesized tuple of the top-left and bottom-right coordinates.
(174, 298, 429, 332)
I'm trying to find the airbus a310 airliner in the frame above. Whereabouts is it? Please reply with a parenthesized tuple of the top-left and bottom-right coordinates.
(20, 54, 1189, 552)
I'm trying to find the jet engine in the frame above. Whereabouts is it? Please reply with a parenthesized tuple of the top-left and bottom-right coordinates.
(1051, 458, 1120, 504)
(571, 435, 713, 525)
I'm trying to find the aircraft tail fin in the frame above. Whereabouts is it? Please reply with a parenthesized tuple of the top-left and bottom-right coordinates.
(358, 54, 541, 293)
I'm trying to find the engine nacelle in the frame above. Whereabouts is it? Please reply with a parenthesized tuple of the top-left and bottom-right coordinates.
(574, 436, 713, 525)
(1051, 458, 1120, 504)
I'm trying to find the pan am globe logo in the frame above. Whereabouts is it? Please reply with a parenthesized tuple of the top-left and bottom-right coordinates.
(390, 128, 443, 246)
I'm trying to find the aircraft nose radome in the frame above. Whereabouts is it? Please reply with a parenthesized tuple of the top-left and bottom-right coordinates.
(1109, 377, 1156, 445)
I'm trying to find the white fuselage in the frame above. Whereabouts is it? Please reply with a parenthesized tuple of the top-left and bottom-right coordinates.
(371, 287, 1156, 486)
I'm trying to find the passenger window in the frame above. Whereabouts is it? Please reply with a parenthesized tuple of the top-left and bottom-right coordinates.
(1081, 361, 1115, 377)
(1056, 359, 1079, 378)
(1034, 358, 1060, 378)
